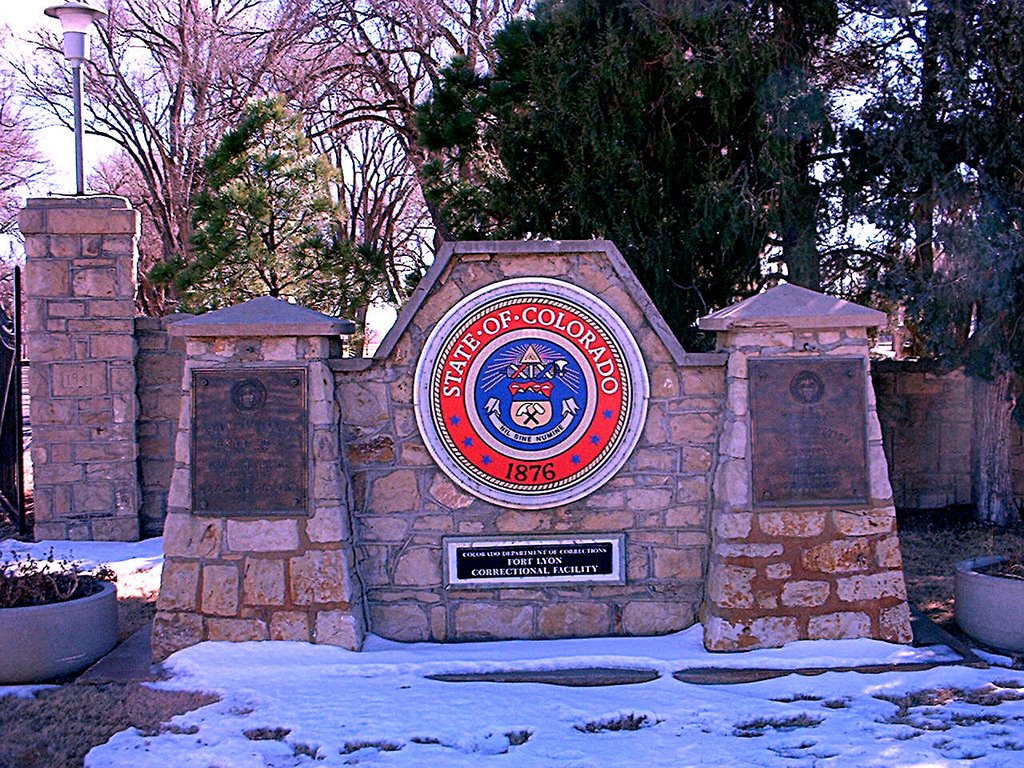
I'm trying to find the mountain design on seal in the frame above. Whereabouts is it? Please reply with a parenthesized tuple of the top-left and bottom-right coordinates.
(475, 341, 586, 449)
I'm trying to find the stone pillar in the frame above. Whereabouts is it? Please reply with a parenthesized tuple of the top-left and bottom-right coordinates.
(152, 297, 366, 660)
(18, 196, 141, 541)
(699, 284, 913, 650)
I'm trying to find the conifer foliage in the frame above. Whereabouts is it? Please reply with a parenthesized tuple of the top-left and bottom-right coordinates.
(153, 98, 386, 322)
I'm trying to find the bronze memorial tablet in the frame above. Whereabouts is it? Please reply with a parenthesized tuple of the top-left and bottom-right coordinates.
(192, 369, 307, 515)
(749, 358, 869, 507)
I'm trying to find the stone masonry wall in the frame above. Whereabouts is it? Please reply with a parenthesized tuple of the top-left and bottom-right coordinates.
(872, 361, 1024, 511)
(705, 325, 912, 650)
(334, 244, 725, 643)
(134, 316, 187, 537)
(18, 197, 141, 541)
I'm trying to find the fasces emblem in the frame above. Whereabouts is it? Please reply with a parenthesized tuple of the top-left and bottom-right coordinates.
(415, 278, 649, 508)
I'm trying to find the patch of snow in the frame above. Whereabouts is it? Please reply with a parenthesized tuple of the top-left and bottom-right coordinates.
(0, 684, 58, 699)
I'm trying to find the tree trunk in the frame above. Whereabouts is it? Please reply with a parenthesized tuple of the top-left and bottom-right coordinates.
(972, 371, 1020, 525)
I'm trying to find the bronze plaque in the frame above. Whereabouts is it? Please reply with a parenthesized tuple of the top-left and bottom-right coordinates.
(192, 369, 307, 515)
(750, 358, 869, 507)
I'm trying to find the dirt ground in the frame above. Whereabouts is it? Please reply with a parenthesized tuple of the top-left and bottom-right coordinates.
(1, 508, 1023, 768)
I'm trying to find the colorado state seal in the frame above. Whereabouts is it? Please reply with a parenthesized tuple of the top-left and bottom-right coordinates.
(415, 278, 649, 508)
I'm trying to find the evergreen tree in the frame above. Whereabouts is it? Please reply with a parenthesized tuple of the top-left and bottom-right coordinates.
(851, 1, 1024, 524)
(417, 0, 849, 345)
(153, 98, 388, 330)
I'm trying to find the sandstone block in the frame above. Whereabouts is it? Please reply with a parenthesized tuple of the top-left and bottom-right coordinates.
(537, 603, 611, 638)
(836, 571, 907, 602)
(875, 536, 904, 568)
(801, 539, 873, 574)
(201, 564, 239, 616)
(703, 615, 799, 651)
(666, 506, 705, 528)
(454, 604, 533, 639)
(315, 610, 364, 649)
(347, 435, 396, 465)
(625, 488, 673, 511)
(163, 514, 222, 559)
(243, 558, 285, 606)
(758, 511, 826, 538)
(372, 603, 431, 642)
(781, 580, 830, 607)
(653, 547, 703, 580)
(715, 512, 752, 540)
(808, 611, 872, 640)
(622, 601, 694, 636)
(682, 446, 713, 473)
(206, 617, 268, 642)
(270, 611, 312, 642)
(669, 412, 718, 444)
(429, 474, 474, 509)
(157, 560, 200, 611)
(716, 543, 784, 559)
(833, 510, 894, 536)
(90, 515, 140, 542)
(151, 611, 204, 661)
(714, 460, 749, 509)
(707, 564, 756, 609)
(393, 547, 441, 586)
(290, 549, 352, 605)
(765, 562, 792, 580)
(372, 470, 419, 513)
(307, 505, 348, 544)
(880, 602, 914, 643)
(225, 519, 300, 553)
(683, 367, 725, 396)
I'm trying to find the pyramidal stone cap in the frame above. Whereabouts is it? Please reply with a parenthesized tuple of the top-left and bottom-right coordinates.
(168, 296, 355, 337)
(697, 283, 887, 332)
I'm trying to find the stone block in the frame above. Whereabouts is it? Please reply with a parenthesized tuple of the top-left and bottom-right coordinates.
(393, 547, 441, 586)
(707, 564, 756, 609)
(836, 571, 907, 602)
(206, 618, 268, 642)
(201, 564, 239, 616)
(371, 470, 419, 513)
(270, 611, 312, 642)
(833, 510, 894, 536)
(454, 604, 533, 639)
(243, 558, 285, 606)
(765, 562, 792, 580)
(758, 511, 826, 538)
(347, 435, 396, 465)
(371, 603, 431, 642)
(716, 543, 784, 559)
(538, 602, 610, 637)
(666, 506, 705, 528)
(880, 602, 914, 643)
(307, 505, 348, 544)
(315, 610, 364, 649)
(682, 446, 713, 473)
(781, 580, 830, 607)
(156, 560, 200, 611)
(703, 615, 799, 651)
(429, 474, 474, 509)
(496, 510, 554, 533)
(801, 539, 873, 574)
(151, 611, 204, 661)
(714, 459, 749, 509)
(90, 515, 140, 542)
(290, 549, 352, 605)
(807, 611, 872, 640)
(669, 412, 718, 444)
(225, 519, 300, 553)
(715, 512, 752, 540)
(163, 514, 222, 559)
(875, 536, 904, 568)
(52, 361, 107, 397)
(622, 601, 694, 636)
(650, 364, 680, 397)
(653, 547, 703, 580)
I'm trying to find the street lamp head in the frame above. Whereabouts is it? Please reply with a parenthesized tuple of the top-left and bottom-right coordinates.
(44, 1, 107, 63)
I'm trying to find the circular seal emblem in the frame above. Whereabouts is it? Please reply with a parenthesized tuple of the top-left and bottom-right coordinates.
(415, 278, 649, 508)
(789, 370, 825, 404)
(231, 378, 267, 412)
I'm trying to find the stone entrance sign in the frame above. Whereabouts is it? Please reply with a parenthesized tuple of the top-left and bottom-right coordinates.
(444, 535, 625, 587)
(749, 358, 869, 506)
(415, 277, 649, 508)
(192, 368, 307, 515)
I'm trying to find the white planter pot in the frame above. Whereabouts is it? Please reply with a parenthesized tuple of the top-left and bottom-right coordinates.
(0, 581, 118, 684)
(955, 556, 1024, 653)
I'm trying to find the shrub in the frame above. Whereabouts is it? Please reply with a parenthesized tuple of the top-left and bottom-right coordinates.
(0, 550, 115, 609)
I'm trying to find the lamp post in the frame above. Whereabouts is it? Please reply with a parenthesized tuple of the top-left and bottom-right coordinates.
(44, 1, 107, 196)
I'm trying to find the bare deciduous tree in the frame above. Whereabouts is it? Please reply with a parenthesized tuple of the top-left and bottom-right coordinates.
(0, 31, 46, 236)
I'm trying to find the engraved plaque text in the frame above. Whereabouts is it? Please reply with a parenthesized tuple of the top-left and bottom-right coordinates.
(192, 369, 307, 515)
(750, 358, 869, 507)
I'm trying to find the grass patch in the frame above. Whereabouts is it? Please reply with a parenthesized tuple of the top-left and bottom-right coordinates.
(0, 683, 218, 768)
(575, 713, 660, 733)
(244, 726, 291, 741)
(733, 714, 824, 738)
(340, 740, 403, 754)
(772, 693, 821, 703)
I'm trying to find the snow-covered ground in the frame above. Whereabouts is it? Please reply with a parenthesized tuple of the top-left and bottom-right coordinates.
(6, 539, 1024, 767)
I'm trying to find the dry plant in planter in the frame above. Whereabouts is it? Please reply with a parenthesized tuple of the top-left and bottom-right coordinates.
(0, 550, 118, 684)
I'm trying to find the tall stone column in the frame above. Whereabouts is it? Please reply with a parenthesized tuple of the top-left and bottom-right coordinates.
(18, 196, 141, 541)
(699, 284, 913, 650)
(152, 297, 365, 660)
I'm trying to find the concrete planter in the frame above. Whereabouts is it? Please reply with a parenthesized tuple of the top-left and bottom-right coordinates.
(955, 556, 1024, 653)
(0, 581, 118, 684)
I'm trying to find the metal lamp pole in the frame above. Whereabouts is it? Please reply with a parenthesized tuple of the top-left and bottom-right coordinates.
(44, 1, 107, 196)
